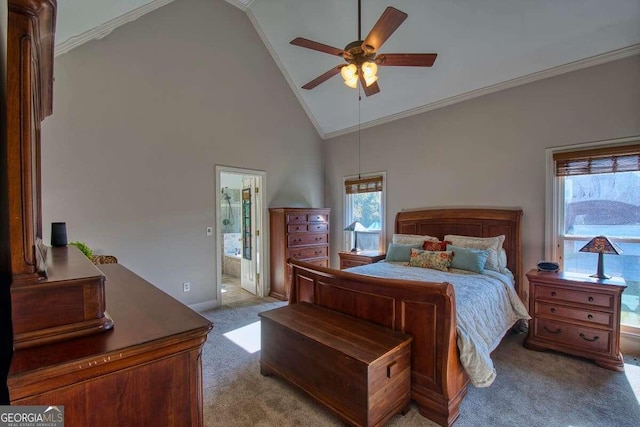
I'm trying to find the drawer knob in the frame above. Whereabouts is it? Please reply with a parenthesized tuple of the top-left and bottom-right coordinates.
(315, 237, 320, 241)
(550, 308, 556, 313)
(587, 314, 593, 320)
(551, 291, 556, 297)
(579, 333, 599, 342)
(543, 326, 562, 334)
(588, 296, 594, 302)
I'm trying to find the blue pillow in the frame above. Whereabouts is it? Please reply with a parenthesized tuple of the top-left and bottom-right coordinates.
(386, 243, 422, 262)
(447, 244, 490, 274)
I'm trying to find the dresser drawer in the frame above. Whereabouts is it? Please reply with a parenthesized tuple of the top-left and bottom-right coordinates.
(287, 224, 307, 233)
(288, 246, 328, 261)
(535, 301, 612, 327)
(305, 259, 328, 268)
(308, 214, 328, 223)
(288, 233, 328, 247)
(286, 214, 308, 224)
(534, 318, 611, 354)
(307, 223, 328, 232)
(536, 285, 613, 309)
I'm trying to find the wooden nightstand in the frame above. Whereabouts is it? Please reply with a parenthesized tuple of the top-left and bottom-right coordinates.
(339, 251, 386, 269)
(523, 269, 627, 371)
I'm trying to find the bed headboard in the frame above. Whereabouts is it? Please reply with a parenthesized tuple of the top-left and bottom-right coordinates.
(395, 207, 523, 298)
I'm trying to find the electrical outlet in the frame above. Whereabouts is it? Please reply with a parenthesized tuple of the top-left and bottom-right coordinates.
(183, 282, 191, 292)
(206, 226, 213, 236)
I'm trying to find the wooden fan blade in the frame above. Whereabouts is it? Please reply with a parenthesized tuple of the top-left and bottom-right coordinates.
(302, 65, 345, 90)
(290, 37, 345, 56)
(362, 7, 407, 53)
(359, 75, 381, 97)
(376, 53, 438, 67)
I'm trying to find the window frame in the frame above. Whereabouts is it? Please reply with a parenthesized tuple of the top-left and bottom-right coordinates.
(343, 171, 386, 253)
(545, 136, 640, 338)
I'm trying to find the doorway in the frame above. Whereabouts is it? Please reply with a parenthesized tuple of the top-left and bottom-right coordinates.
(216, 166, 266, 307)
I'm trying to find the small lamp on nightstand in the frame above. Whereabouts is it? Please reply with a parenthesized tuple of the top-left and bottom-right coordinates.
(579, 235, 622, 280)
(344, 221, 365, 253)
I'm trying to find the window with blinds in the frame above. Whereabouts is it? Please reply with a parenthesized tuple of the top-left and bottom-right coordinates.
(343, 173, 386, 253)
(549, 142, 640, 330)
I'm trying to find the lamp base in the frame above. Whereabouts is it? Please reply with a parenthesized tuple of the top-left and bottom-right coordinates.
(350, 248, 359, 253)
(590, 273, 611, 280)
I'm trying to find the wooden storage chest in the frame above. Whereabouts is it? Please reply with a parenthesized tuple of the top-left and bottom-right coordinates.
(259, 302, 412, 427)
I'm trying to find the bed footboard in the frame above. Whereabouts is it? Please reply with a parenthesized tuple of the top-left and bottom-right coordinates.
(288, 259, 469, 427)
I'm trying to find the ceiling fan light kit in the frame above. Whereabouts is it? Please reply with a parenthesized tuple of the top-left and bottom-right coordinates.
(290, 0, 438, 96)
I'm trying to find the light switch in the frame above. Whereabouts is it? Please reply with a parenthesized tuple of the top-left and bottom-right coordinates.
(206, 226, 213, 236)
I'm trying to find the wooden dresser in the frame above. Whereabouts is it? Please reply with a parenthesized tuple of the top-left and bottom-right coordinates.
(4, 2, 213, 423)
(524, 269, 626, 371)
(9, 263, 213, 426)
(269, 208, 330, 300)
(339, 250, 386, 269)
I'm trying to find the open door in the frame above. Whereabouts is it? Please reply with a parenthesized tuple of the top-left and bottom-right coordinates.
(240, 177, 258, 295)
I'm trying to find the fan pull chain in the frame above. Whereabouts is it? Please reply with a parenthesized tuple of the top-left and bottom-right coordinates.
(358, 89, 361, 180)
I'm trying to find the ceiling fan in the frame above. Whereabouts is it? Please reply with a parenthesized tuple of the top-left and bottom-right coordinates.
(290, 0, 437, 96)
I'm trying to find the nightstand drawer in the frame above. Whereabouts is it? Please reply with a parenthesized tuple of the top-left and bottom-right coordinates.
(534, 318, 611, 354)
(341, 259, 368, 269)
(535, 302, 612, 327)
(536, 285, 613, 309)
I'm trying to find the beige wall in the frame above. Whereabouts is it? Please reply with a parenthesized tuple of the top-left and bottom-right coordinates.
(41, 0, 324, 306)
(324, 55, 640, 300)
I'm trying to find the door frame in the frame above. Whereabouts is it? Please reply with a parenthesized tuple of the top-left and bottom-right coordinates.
(215, 165, 268, 303)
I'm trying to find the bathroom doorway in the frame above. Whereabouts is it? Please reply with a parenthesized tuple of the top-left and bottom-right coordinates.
(216, 166, 266, 307)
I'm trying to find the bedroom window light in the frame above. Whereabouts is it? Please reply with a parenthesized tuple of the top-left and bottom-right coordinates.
(547, 139, 640, 334)
(344, 172, 386, 253)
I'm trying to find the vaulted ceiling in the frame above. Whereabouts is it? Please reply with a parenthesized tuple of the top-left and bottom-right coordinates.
(55, 0, 640, 139)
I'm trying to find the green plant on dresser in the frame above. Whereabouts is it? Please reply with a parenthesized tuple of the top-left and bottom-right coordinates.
(68, 241, 93, 260)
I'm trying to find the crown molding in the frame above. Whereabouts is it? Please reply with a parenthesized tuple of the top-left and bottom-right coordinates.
(323, 44, 640, 140)
(55, 0, 176, 56)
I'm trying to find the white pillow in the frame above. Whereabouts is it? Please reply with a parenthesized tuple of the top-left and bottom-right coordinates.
(444, 234, 505, 272)
(499, 248, 508, 270)
(392, 233, 440, 245)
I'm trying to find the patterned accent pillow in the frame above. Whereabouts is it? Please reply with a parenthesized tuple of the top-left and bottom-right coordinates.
(423, 240, 451, 251)
(444, 235, 505, 272)
(408, 248, 453, 271)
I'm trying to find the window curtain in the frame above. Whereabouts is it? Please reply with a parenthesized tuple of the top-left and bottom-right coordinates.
(344, 175, 383, 194)
(554, 144, 640, 177)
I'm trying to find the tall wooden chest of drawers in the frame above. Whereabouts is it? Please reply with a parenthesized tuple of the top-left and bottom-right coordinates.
(269, 208, 330, 300)
(523, 269, 626, 371)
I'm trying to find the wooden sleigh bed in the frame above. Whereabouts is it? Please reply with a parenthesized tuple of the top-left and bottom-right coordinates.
(288, 207, 523, 427)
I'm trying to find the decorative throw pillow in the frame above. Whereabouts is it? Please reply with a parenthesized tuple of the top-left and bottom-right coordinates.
(385, 243, 422, 262)
(392, 233, 440, 245)
(408, 248, 453, 271)
(447, 244, 490, 274)
(444, 234, 505, 272)
(423, 240, 451, 251)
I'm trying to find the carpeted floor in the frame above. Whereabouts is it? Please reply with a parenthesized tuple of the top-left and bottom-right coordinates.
(201, 298, 640, 427)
